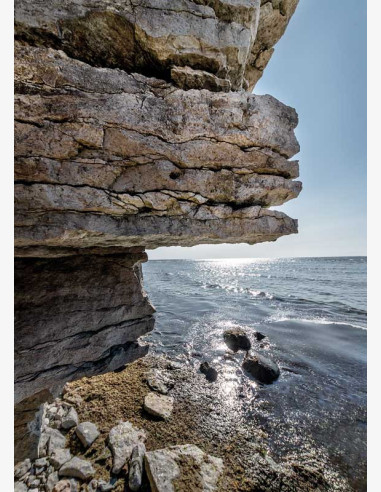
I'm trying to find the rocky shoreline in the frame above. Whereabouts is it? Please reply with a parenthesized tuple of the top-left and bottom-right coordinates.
(15, 329, 350, 492)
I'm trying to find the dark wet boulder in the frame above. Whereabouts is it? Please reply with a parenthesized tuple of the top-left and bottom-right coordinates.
(254, 331, 266, 341)
(199, 362, 218, 382)
(242, 352, 280, 384)
(223, 328, 251, 352)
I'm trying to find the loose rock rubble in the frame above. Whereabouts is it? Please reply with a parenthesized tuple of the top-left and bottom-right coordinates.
(14, 400, 99, 491)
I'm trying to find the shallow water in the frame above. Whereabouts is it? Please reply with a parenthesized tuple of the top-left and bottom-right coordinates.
(142, 256, 367, 489)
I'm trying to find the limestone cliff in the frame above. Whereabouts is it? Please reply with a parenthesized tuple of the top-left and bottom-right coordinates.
(14, 0, 300, 406)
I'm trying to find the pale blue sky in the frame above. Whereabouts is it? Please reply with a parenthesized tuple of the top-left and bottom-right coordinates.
(149, 0, 367, 260)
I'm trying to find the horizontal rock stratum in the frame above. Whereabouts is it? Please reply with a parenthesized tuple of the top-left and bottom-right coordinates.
(14, 0, 300, 431)
(15, 43, 300, 255)
(15, 0, 298, 92)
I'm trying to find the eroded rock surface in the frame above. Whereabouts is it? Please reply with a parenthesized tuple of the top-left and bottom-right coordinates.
(14, 0, 301, 461)
(145, 444, 224, 492)
(15, 42, 300, 254)
(14, 250, 155, 403)
(15, 0, 298, 92)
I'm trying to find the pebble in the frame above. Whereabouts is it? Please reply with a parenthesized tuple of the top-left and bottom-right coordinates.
(75, 422, 99, 448)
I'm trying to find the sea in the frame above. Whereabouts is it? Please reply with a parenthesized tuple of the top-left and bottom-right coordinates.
(142, 256, 367, 489)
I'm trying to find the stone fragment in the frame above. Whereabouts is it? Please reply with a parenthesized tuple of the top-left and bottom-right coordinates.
(129, 443, 146, 491)
(75, 422, 99, 448)
(14, 459, 31, 479)
(108, 421, 146, 474)
(144, 392, 174, 420)
(39, 428, 66, 457)
(46, 471, 59, 492)
(145, 444, 223, 492)
(35, 457, 48, 468)
(58, 457, 95, 481)
(242, 352, 280, 384)
(68, 479, 80, 492)
(52, 481, 71, 492)
(50, 449, 72, 470)
(14, 483, 28, 492)
(98, 481, 115, 491)
(87, 479, 98, 492)
(223, 328, 251, 352)
(47, 429, 67, 456)
(61, 407, 79, 430)
(199, 362, 218, 382)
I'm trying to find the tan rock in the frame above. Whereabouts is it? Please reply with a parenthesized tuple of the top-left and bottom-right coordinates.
(144, 392, 174, 420)
(145, 444, 223, 491)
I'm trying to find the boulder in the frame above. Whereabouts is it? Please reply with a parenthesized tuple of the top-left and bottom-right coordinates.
(145, 444, 223, 492)
(223, 328, 251, 352)
(75, 422, 100, 448)
(108, 421, 146, 474)
(58, 457, 95, 481)
(242, 353, 280, 384)
(199, 362, 218, 382)
(144, 392, 174, 420)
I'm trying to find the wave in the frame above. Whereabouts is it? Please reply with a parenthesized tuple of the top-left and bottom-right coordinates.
(269, 316, 366, 331)
(202, 283, 274, 299)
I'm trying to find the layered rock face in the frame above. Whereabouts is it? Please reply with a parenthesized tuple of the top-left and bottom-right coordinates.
(14, 0, 300, 408)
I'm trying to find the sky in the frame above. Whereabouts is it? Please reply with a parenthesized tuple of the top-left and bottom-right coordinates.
(148, 0, 367, 260)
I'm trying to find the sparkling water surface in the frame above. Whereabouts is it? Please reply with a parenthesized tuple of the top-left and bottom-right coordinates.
(142, 256, 367, 488)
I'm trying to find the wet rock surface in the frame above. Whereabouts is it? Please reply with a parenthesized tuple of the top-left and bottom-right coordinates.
(223, 328, 252, 352)
(242, 352, 280, 384)
(199, 362, 218, 382)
